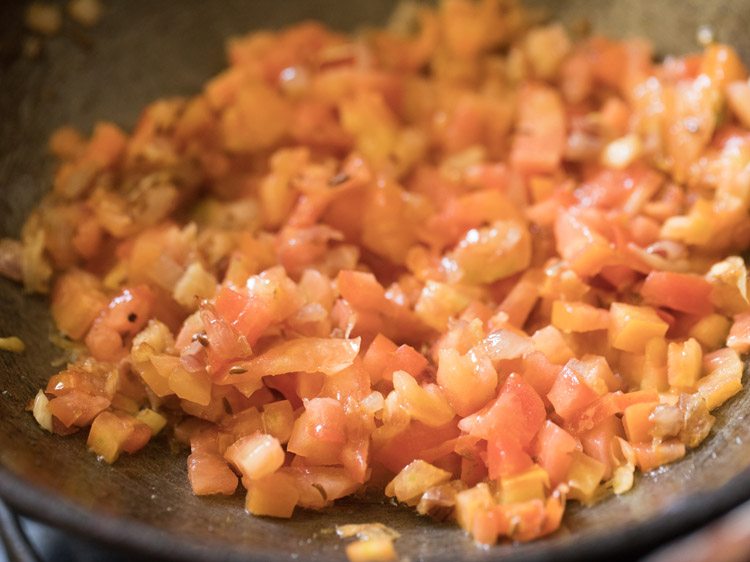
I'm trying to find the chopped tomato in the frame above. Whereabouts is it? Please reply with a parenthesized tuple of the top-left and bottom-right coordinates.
(486, 435, 533, 480)
(459, 374, 545, 447)
(641, 271, 714, 316)
(534, 421, 579, 485)
(20, 6, 750, 548)
(511, 84, 566, 175)
(85, 285, 155, 361)
(547, 359, 600, 421)
(188, 451, 239, 496)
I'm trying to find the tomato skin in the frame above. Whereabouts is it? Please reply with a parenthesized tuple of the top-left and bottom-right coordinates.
(641, 271, 714, 316)
(215, 337, 361, 384)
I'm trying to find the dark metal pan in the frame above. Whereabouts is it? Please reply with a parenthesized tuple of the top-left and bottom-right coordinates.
(2, 1, 750, 560)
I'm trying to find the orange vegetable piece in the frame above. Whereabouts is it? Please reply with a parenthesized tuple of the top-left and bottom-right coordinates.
(609, 303, 669, 353)
(547, 359, 600, 421)
(622, 402, 658, 443)
(551, 301, 610, 333)
(641, 271, 713, 317)
(245, 471, 299, 518)
(188, 452, 239, 496)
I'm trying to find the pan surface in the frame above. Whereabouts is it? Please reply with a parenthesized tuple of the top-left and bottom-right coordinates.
(2, 1, 750, 560)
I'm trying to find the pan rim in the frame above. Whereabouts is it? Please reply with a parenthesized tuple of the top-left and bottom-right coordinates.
(2, 461, 750, 561)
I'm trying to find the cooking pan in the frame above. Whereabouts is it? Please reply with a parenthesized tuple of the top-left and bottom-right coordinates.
(2, 1, 750, 560)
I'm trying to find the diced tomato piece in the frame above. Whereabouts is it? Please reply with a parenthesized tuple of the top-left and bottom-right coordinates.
(304, 397, 347, 444)
(373, 420, 460, 474)
(225, 432, 285, 480)
(667, 338, 702, 390)
(287, 418, 343, 465)
(384, 345, 429, 381)
(437, 348, 498, 417)
(641, 271, 713, 316)
(623, 402, 658, 443)
(531, 326, 574, 365)
(701, 44, 747, 91)
(337, 270, 387, 309)
(579, 415, 624, 479)
(567, 451, 607, 503)
(632, 441, 686, 471)
(611, 389, 660, 411)
(47, 391, 110, 428)
(547, 359, 600, 421)
(479, 330, 535, 366)
(534, 421, 579, 486)
(87, 411, 150, 463)
(497, 270, 541, 328)
(287, 465, 360, 509)
(522, 351, 562, 397)
(199, 304, 250, 364)
(699, 348, 744, 410)
(122, 421, 153, 454)
(609, 303, 669, 353)
(341, 435, 370, 484)
(286, 398, 350, 466)
(385, 459, 452, 504)
(362, 333, 398, 383)
(727, 312, 750, 354)
(504, 499, 547, 542)
(459, 373, 545, 446)
(364, 335, 429, 384)
(566, 393, 621, 435)
(511, 84, 566, 175)
(222, 408, 263, 441)
(188, 451, 239, 496)
(190, 427, 235, 455)
(551, 301, 610, 333)
(487, 435, 533, 480)
(554, 211, 615, 277)
(261, 400, 295, 444)
(51, 270, 108, 340)
(393, 370, 455, 427)
(245, 472, 299, 518)
(85, 285, 155, 362)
